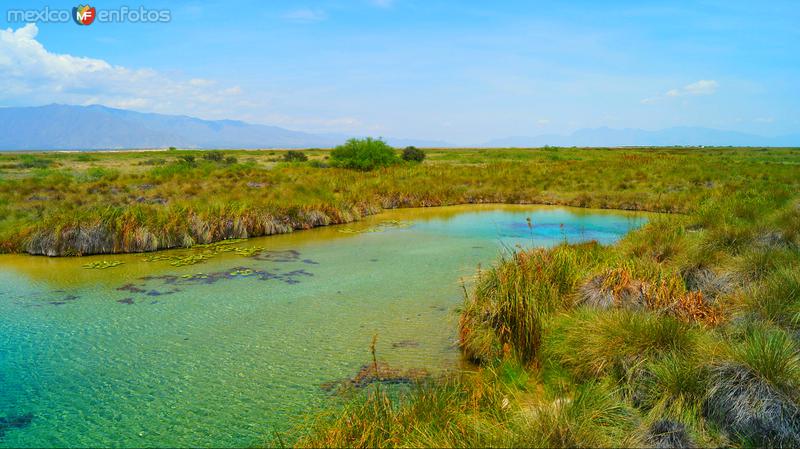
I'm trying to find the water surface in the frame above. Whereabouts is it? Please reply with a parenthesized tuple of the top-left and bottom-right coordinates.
(0, 205, 647, 447)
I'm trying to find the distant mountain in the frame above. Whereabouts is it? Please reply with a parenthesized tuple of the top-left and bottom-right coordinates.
(0, 104, 448, 150)
(483, 127, 800, 147)
(2, 104, 796, 150)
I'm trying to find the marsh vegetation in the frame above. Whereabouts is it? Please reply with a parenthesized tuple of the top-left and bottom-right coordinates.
(1, 145, 797, 256)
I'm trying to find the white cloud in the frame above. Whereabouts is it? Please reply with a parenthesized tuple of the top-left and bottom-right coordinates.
(536, 119, 551, 125)
(641, 79, 718, 104)
(682, 79, 718, 96)
(0, 23, 247, 117)
(0, 24, 381, 134)
(189, 78, 215, 87)
(282, 8, 327, 23)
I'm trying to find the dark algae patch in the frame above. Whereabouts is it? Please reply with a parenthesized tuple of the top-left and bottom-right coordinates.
(0, 413, 34, 440)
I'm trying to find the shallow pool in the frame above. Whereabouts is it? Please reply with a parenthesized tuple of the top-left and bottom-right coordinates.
(0, 205, 647, 447)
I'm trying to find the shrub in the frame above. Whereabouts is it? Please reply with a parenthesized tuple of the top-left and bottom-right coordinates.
(283, 151, 308, 162)
(85, 167, 120, 181)
(224, 156, 238, 165)
(178, 155, 196, 165)
(402, 146, 426, 162)
(330, 138, 399, 171)
(168, 146, 177, 151)
(75, 153, 98, 162)
(202, 151, 224, 162)
(17, 155, 52, 169)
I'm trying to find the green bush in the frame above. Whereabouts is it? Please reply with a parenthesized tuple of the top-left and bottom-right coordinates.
(224, 156, 238, 165)
(283, 151, 308, 162)
(178, 155, 196, 166)
(402, 146, 426, 162)
(202, 151, 224, 162)
(330, 138, 399, 171)
(17, 155, 52, 169)
(86, 167, 120, 181)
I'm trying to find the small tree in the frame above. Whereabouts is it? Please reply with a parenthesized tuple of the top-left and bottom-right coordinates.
(402, 146, 426, 162)
(330, 137, 399, 171)
(168, 146, 177, 151)
(283, 151, 308, 162)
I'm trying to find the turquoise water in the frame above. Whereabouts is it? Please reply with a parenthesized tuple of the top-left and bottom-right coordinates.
(0, 205, 647, 447)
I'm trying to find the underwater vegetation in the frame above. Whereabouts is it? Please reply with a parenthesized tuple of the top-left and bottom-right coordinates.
(0, 413, 34, 440)
(108, 264, 315, 306)
(82, 260, 124, 269)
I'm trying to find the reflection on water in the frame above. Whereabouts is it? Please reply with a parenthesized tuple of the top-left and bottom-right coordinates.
(0, 205, 648, 447)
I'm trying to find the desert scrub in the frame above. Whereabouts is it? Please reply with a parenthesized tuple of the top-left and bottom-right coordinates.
(282, 151, 308, 162)
(401, 146, 426, 162)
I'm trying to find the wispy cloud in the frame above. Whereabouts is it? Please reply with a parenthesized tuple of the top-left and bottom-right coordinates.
(282, 8, 327, 23)
(0, 23, 246, 117)
(667, 79, 718, 97)
(641, 79, 718, 104)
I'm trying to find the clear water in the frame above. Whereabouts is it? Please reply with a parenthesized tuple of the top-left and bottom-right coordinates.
(0, 205, 647, 447)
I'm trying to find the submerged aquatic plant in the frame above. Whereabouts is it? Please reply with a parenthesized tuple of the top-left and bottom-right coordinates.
(82, 260, 124, 269)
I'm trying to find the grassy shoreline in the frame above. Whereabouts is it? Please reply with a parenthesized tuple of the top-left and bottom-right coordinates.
(1, 147, 798, 256)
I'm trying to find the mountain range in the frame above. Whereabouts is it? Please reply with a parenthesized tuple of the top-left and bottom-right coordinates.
(0, 104, 445, 150)
(483, 127, 800, 148)
(0, 104, 796, 150)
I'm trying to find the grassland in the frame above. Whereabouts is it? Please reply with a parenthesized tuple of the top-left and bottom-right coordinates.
(0, 146, 798, 256)
(2, 145, 800, 447)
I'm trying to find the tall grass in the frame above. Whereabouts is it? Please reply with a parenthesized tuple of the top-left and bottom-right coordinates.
(459, 244, 602, 364)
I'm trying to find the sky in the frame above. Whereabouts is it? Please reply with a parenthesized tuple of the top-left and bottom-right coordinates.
(0, 0, 798, 144)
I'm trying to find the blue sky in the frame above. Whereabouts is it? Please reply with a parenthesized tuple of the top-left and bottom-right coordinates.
(1, 0, 798, 144)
